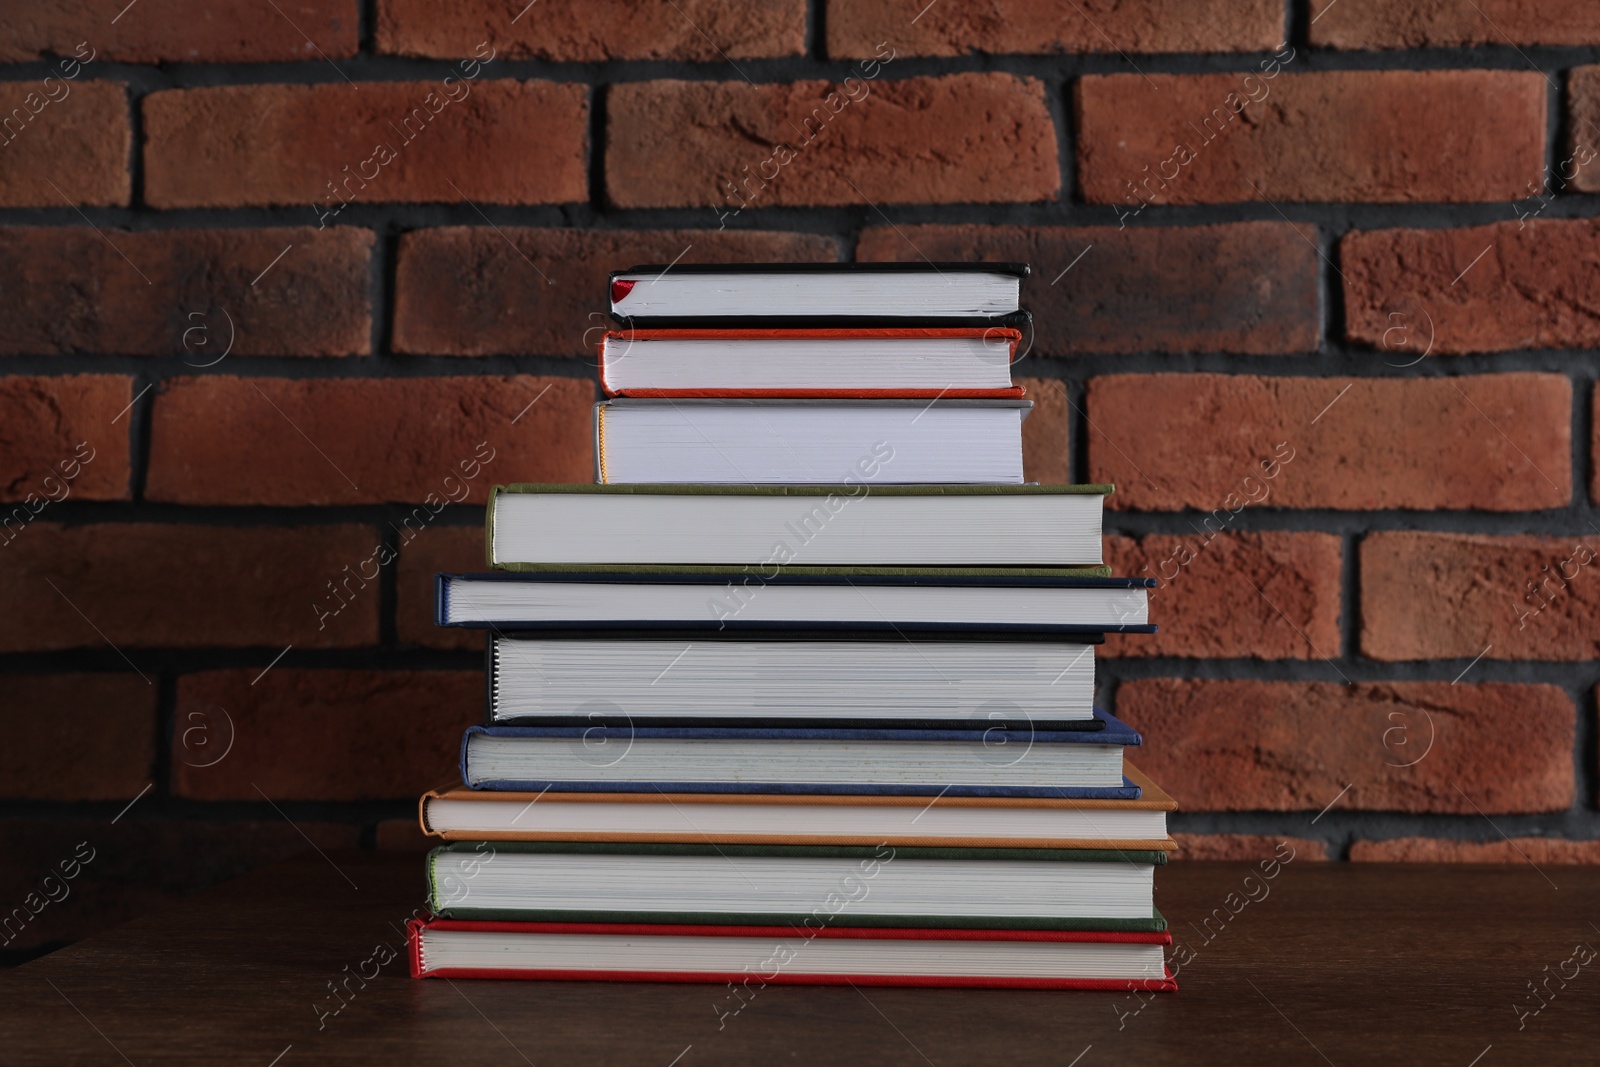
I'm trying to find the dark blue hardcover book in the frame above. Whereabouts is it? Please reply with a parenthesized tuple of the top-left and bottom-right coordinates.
(435, 570, 1156, 635)
(458, 709, 1143, 799)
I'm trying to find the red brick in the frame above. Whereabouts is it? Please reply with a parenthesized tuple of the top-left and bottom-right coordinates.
(1344, 221, 1600, 355)
(376, 818, 433, 850)
(828, 0, 1282, 57)
(0, 376, 130, 504)
(1076, 71, 1544, 205)
(1350, 837, 1600, 863)
(393, 228, 839, 357)
(1087, 373, 1571, 511)
(0, 227, 373, 356)
(607, 74, 1059, 209)
(377, 0, 804, 60)
(0, 79, 128, 207)
(1361, 533, 1600, 662)
(0, 820, 359, 952)
(398, 523, 483, 651)
(1311, 0, 1600, 49)
(143, 81, 587, 209)
(0, 676, 155, 800)
(0, 2, 358, 63)
(147, 375, 592, 506)
(1017, 378, 1068, 484)
(856, 223, 1319, 355)
(1569, 68, 1600, 192)
(1169, 834, 1329, 862)
(0, 524, 379, 652)
(1102, 533, 1342, 659)
(1118, 680, 1575, 813)
(171, 670, 479, 801)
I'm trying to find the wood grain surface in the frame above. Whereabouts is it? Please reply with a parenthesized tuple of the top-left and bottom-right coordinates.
(2, 851, 1596, 1065)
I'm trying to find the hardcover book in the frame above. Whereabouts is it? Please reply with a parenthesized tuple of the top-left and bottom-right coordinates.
(485, 631, 1103, 727)
(420, 761, 1176, 849)
(457, 710, 1144, 796)
(435, 571, 1155, 633)
(486, 483, 1113, 569)
(607, 262, 1031, 328)
(425, 841, 1168, 931)
(594, 399, 1029, 484)
(598, 327, 1025, 398)
(408, 918, 1177, 990)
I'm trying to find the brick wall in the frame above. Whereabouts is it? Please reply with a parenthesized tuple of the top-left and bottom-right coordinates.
(3, 1, 1598, 957)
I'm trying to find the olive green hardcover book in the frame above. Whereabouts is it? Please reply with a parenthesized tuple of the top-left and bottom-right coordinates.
(486, 483, 1114, 572)
(427, 841, 1169, 933)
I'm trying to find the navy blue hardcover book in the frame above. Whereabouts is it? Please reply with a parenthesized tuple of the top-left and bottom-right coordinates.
(435, 570, 1156, 635)
(459, 708, 1143, 799)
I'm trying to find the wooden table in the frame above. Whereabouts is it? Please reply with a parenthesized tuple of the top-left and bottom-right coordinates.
(2, 851, 1595, 1064)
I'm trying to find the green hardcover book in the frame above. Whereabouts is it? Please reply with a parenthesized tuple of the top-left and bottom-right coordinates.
(486, 483, 1114, 572)
(427, 840, 1169, 933)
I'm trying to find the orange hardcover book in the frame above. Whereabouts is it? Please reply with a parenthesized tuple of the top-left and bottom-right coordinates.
(418, 762, 1176, 851)
(598, 327, 1025, 398)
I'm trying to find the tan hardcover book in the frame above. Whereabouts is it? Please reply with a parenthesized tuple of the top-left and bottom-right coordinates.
(418, 761, 1175, 851)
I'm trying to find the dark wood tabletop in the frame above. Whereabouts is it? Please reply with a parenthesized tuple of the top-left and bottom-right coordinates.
(2, 850, 1596, 1065)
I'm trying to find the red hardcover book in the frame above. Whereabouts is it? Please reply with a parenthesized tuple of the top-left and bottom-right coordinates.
(408, 917, 1177, 990)
(598, 327, 1026, 399)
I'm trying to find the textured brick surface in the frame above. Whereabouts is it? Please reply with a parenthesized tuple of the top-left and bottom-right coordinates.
(171, 670, 479, 800)
(3, 0, 1594, 888)
(1087, 373, 1571, 511)
(1311, 0, 1600, 49)
(1569, 68, 1600, 191)
(828, 0, 1283, 57)
(1170, 834, 1329, 861)
(1101, 533, 1342, 659)
(1343, 221, 1600, 354)
(1016, 378, 1068, 484)
(0, 2, 358, 63)
(1350, 837, 1600, 863)
(393, 228, 839, 356)
(397, 523, 483, 650)
(0, 524, 379, 651)
(1077, 71, 1545, 204)
(0, 227, 373, 357)
(0, 376, 130, 503)
(143, 81, 588, 208)
(1362, 532, 1600, 661)
(607, 74, 1060, 208)
(0, 79, 129, 207)
(146, 376, 592, 505)
(856, 223, 1320, 355)
(0, 676, 156, 800)
(1118, 680, 1575, 813)
(377, 0, 805, 60)
(0, 821, 358, 951)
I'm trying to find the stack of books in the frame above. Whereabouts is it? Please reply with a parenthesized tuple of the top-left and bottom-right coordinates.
(408, 263, 1177, 992)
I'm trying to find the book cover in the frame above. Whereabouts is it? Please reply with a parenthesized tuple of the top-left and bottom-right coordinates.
(607, 263, 1032, 329)
(408, 916, 1178, 989)
(435, 571, 1157, 635)
(457, 710, 1146, 797)
(487, 482, 1116, 573)
(419, 762, 1176, 851)
(424, 841, 1171, 934)
(598, 326, 1026, 399)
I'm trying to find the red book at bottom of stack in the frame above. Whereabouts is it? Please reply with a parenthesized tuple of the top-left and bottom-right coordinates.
(408, 918, 1177, 990)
